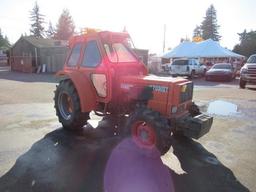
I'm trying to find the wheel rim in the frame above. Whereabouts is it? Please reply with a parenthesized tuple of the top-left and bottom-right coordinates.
(58, 92, 73, 120)
(132, 121, 156, 148)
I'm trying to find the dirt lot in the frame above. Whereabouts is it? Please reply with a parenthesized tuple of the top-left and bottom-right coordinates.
(0, 67, 255, 192)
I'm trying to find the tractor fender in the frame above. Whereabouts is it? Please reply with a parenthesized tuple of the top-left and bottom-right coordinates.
(56, 70, 96, 112)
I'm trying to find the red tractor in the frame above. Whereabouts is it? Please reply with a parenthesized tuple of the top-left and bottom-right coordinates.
(54, 30, 213, 155)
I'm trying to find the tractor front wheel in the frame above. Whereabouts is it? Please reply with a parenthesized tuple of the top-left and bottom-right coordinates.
(123, 107, 172, 155)
(54, 80, 89, 130)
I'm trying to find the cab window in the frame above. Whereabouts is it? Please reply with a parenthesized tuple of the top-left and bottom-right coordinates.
(104, 43, 137, 63)
(81, 40, 101, 67)
(67, 43, 82, 67)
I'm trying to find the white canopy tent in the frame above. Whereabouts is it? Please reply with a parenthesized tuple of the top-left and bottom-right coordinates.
(162, 39, 244, 59)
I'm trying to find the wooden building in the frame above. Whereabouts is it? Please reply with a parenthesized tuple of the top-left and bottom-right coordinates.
(10, 36, 67, 73)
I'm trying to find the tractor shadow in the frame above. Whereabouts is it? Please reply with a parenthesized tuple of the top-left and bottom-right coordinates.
(0, 117, 249, 192)
(169, 135, 249, 192)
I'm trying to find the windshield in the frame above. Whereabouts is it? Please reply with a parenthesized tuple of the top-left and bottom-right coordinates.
(104, 43, 137, 63)
(212, 64, 232, 69)
(247, 55, 256, 63)
(172, 60, 188, 65)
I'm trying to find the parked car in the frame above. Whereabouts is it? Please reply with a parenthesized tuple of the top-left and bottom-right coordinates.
(205, 63, 236, 81)
(168, 58, 206, 78)
(239, 54, 256, 88)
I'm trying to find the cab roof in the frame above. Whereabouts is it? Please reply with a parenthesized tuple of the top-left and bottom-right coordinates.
(68, 31, 130, 48)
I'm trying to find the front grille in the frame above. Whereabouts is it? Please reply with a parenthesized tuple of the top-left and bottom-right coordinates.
(180, 82, 193, 103)
(248, 68, 256, 74)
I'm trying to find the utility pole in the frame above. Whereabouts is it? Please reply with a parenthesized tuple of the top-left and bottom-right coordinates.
(163, 24, 166, 53)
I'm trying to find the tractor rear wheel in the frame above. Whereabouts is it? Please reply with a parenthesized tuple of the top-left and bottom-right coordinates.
(123, 106, 172, 155)
(54, 80, 89, 130)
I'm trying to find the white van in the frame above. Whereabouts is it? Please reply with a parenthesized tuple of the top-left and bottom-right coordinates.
(168, 58, 206, 78)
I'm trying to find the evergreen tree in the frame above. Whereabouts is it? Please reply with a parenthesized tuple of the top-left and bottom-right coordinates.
(0, 29, 4, 45)
(238, 29, 248, 42)
(201, 4, 221, 41)
(46, 21, 55, 39)
(0, 29, 11, 50)
(55, 9, 75, 40)
(30, 1, 45, 38)
(193, 25, 202, 38)
(4, 35, 11, 47)
(233, 30, 256, 57)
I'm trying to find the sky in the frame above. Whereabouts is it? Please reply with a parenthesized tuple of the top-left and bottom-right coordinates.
(0, 0, 256, 54)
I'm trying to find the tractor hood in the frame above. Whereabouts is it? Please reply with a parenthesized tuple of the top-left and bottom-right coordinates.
(119, 75, 191, 115)
(120, 75, 189, 91)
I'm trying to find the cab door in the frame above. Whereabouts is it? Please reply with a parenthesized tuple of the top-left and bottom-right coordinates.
(79, 38, 111, 103)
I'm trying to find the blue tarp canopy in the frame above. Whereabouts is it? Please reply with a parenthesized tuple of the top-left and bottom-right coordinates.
(162, 39, 244, 59)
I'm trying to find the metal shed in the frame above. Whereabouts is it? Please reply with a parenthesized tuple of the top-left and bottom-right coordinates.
(10, 36, 67, 73)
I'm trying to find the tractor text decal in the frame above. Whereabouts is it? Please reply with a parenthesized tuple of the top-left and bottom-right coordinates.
(149, 85, 169, 93)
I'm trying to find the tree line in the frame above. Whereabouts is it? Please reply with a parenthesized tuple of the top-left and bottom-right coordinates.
(29, 1, 75, 40)
(1, 1, 75, 50)
(191, 4, 255, 57)
(233, 30, 256, 57)
(1, 2, 255, 57)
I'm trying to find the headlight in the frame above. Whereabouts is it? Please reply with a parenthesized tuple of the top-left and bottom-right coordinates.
(240, 67, 248, 74)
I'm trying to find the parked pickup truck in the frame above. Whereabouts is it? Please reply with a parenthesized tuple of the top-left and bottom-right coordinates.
(240, 54, 256, 88)
(168, 58, 206, 78)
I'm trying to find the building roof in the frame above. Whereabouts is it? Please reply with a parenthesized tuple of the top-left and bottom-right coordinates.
(162, 39, 245, 59)
(17, 36, 67, 48)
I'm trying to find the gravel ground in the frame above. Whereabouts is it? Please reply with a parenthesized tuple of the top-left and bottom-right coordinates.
(0, 67, 255, 192)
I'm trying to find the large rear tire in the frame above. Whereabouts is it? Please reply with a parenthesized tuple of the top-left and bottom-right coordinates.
(123, 106, 172, 155)
(54, 80, 89, 130)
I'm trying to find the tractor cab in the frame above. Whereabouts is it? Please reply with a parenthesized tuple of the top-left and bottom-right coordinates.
(62, 30, 147, 104)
